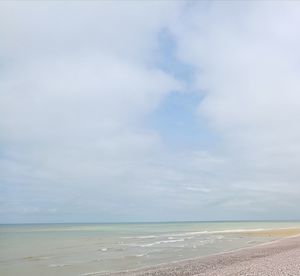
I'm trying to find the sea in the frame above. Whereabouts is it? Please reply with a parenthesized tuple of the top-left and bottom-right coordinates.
(1, 221, 300, 276)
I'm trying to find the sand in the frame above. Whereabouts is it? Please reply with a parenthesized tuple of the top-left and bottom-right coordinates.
(110, 230, 300, 276)
(242, 227, 300, 237)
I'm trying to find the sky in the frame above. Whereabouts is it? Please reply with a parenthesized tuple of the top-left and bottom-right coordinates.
(1, 1, 300, 223)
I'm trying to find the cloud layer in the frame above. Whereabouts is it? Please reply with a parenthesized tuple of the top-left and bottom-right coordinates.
(1, 1, 300, 223)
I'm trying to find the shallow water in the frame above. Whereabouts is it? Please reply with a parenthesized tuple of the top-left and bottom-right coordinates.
(1, 221, 300, 276)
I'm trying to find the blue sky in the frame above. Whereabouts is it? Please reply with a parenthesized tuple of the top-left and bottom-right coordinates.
(1, 1, 300, 223)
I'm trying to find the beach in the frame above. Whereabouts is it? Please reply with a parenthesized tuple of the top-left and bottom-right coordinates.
(1, 223, 300, 276)
(112, 231, 300, 276)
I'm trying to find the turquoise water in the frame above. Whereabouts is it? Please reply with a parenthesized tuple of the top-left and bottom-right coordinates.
(1, 221, 300, 276)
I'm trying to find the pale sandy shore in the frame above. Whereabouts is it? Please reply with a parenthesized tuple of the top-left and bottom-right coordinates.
(110, 230, 300, 276)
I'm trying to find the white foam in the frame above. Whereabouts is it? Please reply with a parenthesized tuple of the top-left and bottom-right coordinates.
(127, 238, 185, 248)
(166, 228, 271, 238)
(122, 228, 281, 241)
(122, 235, 157, 239)
(81, 272, 104, 276)
(136, 235, 156, 239)
(135, 253, 147, 257)
(49, 263, 69, 268)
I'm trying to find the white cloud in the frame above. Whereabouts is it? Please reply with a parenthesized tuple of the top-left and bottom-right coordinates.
(0, 2, 184, 222)
(170, 1, 300, 216)
(2, 1, 300, 222)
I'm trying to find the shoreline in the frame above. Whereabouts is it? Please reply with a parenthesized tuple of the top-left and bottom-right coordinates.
(107, 229, 300, 276)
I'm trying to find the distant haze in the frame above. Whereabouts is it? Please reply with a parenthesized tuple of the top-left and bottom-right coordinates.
(1, 1, 300, 223)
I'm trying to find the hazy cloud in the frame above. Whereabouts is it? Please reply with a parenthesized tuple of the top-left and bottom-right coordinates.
(1, 1, 300, 223)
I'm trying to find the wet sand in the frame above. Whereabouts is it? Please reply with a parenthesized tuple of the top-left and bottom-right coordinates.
(111, 229, 300, 276)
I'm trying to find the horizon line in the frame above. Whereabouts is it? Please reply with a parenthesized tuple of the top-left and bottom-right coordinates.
(1, 219, 300, 225)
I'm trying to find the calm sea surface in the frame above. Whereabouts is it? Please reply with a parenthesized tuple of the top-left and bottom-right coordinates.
(1, 221, 300, 276)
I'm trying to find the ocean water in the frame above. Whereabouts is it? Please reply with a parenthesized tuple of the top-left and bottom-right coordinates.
(1, 221, 300, 276)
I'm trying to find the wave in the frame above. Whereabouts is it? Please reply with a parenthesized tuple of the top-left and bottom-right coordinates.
(49, 263, 70, 268)
(121, 228, 280, 240)
(81, 272, 105, 276)
(156, 227, 289, 238)
(121, 235, 156, 239)
(126, 238, 185, 247)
